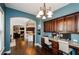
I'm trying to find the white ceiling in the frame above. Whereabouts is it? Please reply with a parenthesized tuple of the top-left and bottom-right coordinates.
(11, 17, 35, 24)
(5, 3, 69, 16)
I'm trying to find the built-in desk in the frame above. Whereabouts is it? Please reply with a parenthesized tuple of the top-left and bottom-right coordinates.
(49, 39, 79, 55)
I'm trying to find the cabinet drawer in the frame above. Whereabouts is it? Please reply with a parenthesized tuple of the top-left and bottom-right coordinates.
(52, 49, 59, 55)
(77, 48, 79, 55)
(52, 41, 58, 48)
(52, 45, 58, 49)
(51, 41, 59, 55)
(52, 41, 58, 44)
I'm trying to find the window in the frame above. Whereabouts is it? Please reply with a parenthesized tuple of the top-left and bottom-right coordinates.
(0, 7, 4, 54)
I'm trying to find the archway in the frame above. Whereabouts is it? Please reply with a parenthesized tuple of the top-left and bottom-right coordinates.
(10, 17, 36, 48)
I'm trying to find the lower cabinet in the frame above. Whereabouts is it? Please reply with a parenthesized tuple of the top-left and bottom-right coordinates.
(77, 48, 79, 55)
(51, 41, 59, 55)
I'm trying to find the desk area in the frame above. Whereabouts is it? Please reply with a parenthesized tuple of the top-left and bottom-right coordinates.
(49, 39, 79, 55)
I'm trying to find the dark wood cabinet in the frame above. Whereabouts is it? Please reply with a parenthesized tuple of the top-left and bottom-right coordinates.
(44, 21, 52, 32)
(48, 21, 52, 32)
(51, 20, 56, 32)
(44, 22, 48, 32)
(77, 48, 79, 55)
(46, 21, 49, 32)
(44, 12, 79, 33)
(44, 20, 56, 32)
(65, 15, 76, 32)
(51, 41, 59, 55)
(76, 13, 79, 32)
(56, 18, 65, 32)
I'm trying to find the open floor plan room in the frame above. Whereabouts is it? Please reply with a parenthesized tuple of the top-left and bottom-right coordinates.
(0, 3, 79, 55)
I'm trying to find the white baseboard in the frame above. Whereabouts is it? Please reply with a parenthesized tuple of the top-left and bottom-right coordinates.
(35, 43, 42, 47)
(10, 39, 16, 47)
(4, 49, 11, 54)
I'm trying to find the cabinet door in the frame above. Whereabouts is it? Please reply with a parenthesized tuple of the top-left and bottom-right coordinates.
(52, 41, 59, 55)
(44, 21, 52, 32)
(51, 20, 56, 32)
(46, 21, 49, 32)
(76, 13, 79, 32)
(49, 21, 52, 32)
(44, 22, 47, 32)
(65, 15, 76, 32)
(77, 48, 79, 55)
(56, 18, 65, 32)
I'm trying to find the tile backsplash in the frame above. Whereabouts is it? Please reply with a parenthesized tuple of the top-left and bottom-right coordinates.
(43, 32, 79, 42)
(71, 34, 79, 42)
(43, 32, 52, 38)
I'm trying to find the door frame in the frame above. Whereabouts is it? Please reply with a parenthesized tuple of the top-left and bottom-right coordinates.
(10, 17, 36, 46)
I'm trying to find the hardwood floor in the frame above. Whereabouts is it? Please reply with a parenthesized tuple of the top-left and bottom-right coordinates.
(11, 39, 52, 55)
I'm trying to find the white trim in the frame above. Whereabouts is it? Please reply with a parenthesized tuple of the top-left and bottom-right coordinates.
(0, 47, 4, 55)
(35, 43, 42, 47)
(4, 49, 11, 54)
(0, 7, 4, 14)
(10, 39, 16, 47)
(10, 17, 37, 44)
(0, 7, 4, 55)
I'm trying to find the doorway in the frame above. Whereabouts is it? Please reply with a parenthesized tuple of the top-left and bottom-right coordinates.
(10, 17, 36, 48)
(26, 20, 36, 47)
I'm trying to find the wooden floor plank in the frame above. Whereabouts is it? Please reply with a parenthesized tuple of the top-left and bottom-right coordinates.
(11, 39, 53, 55)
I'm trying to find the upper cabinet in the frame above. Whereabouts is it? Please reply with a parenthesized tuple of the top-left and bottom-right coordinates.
(44, 12, 79, 33)
(76, 13, 79, 32)
(65, 15, 76, 32)
(44, 21, 51, 32)
(44, 21, 47, 32)
(51, 20, 56, 32)
(44, 20, 56, 32)
(48, 21, 52, 32)
(56, 18, 65, 32)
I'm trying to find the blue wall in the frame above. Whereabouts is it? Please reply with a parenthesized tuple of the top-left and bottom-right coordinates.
(53, 3, 79, 19)
(53, 3, 79, 42)
(5, 7, 42, 51)
(44, 3, 79, 39)
(1, 3, 79, 52)
(42, 4, 79, 55)
(71, 34, 79, 42)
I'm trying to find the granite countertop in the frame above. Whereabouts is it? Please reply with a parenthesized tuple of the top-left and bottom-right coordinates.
(69, 41, 79, 48)
(49, 38, 79, 48)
